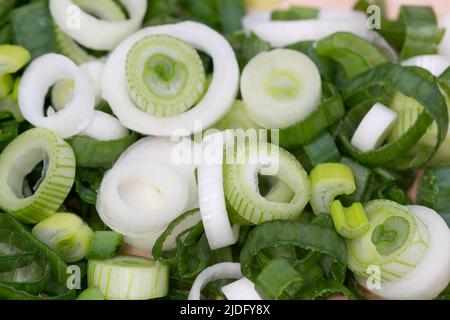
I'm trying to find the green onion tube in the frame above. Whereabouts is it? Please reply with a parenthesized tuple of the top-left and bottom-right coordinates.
(86, 231, 123, 260)
(88, 256, 169, 300)
(221, 277, 262, 300)
(351, 202, 450, 300)
(18, 54, 95, 138)
(330, 200, 369, 239)
(0, 128, 75, 224)
(188, 262, 242, 300)
(240, 49, 322, 129)
(102, 22, 239, 136)
(32, 213, 93, 262)
(224, 141, 311, 225)
(50, 0, 147, 51)
(0, 45, 30, 98)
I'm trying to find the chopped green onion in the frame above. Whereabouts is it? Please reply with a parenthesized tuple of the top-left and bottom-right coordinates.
(213, 100, 261, 131)
(0, 45, 30, 98)
(0, 128, 76, 224)
(76, 287, 104, 300)
(53, 25, 94, 65)
(88, 255, 169, 300)
(272, 6, 319, 21)
(240, 49, 322, 129)
(85, 231, 123, 260)
(309, 163, 356, 215)
(72, 0, 127, 21)
(330, 200, 369, 239)
(221, 277, 262, 300)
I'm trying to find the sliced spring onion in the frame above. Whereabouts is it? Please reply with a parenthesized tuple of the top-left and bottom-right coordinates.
(125, 34, 206, 117)
(402, 55, 450, 77)
(32, 213, 93, 262)
(330, 200, 369, 239)
(85, 231, 123, 260)
(113, 137, 201, 251)
(316, 32, 390, 80)
(80, 111, 129, 141)
(240, 49, 321, 129)
(18, 53, 95, 138)
(348, 200, 429, 283)
(102, 21, 239, 136)
(188, 262, 242, 300)
(354, 204, 450, 300)
(221, 277, 262, 300)
(350, 103, 397, 153)
(309, 163, 356, 215)
(72, 0, 127, 21)
(50, 0, 147, 51)
(224, 141, 311, 225)
(0, 128, 75, 224)
(0, 45, 30, 98)
(88, 255, 169, 300)
(76, 287, 104, 300)
(198, 132, 239, 250)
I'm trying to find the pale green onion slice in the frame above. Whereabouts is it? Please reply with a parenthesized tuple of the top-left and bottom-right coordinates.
(213, 100, 261, 131)
(97, 159, 189, 238)
(80, 111, 129, 141)
(77, 287, 104, 300)
(354, 204, 450, 300)
(188, 262, 242, 300)
(348, 200, 430, 283)
(114, 137, 201, 251)
(309, 163, 356, 215)
(198, 132, 239, 249)
(51, 79, 75, 111)
(224, 141, 311, 225)
(125, 35, 206, 117)
(222, 277, 263, 300)
(102, 21, 239, 136)
(18, 54, 95, 138)
(0, 128, 76, 224)
(88, 256, 169, 300)
(32, 213, 93, 262)
(241, 49, 322, 129)
(330, 200, 370, 239)
(402, 55, 450, 77)
(439, 14, 450, 57)
(351, 103, 397, 153)
(72, 0, 127, 21)
(50, 0, 147, 51)
(0, 45, 31, 98)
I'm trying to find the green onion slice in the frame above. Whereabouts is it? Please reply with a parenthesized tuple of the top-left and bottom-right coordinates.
(221, 277, 262, 300)
(330, 200, 369, 239)
(0, 45, 30, 98)
(0, 128, 76, 224)
(86, 231, 123, 260)
(77, 287, 104, 300)
(88, 255, 169, 300)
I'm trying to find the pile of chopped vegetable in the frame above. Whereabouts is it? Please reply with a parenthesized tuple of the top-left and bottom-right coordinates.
(0, 0, 449, 301)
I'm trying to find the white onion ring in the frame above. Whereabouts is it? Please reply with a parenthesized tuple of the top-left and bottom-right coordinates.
(188, 263, 242, 300)
(402, 55, 450, 77)
(19, 53, 95, 138)
(80, 110, 129, 141)
(80, 59, 105, 105)
(96, 159, 189, 237)
(357, 205, 450, 300)
(102, 21, 240, 136)
(49, 0, 147, 51)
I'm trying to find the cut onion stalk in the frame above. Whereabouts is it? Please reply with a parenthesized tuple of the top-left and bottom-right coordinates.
(88, 255, 169, 300)
(188, 262, 242, 300)
(351, 103, 398, 153)
(102, 21, 239, 136)
(19, 54, 95, 138)
(221, 277, 263, 300)
(351, 201, 450, 300)
(49, 0, 147, 51)
(241, 49, 322, 129)
(0, 128, 76, 224)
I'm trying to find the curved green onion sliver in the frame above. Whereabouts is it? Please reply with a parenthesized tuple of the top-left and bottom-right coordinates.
(240, 49, 322, 129)
(240, 220, 347, 282)
(224, 142, 311, 225)
(0, 74, 13, 99)
(50, 0, 147, 51)
(88, 256, 169, 300)
(338, 63, 448, 170)
(264, 179, 295, 203)
(0, 45, 31, 98)
(279, 82, 345, 149)
(347, 200, 429, 283)
(32, 213, 93, 262)
(77, 287, 104, 300)
(330, 200, 370, 239)
(18, 53, 95, 138)
(72, 0, 127, 21)
(316, 32, 390, 79)
(309, 163, 356, 215)
(97, 160, 189, 237)
(68, 132, 138, 168)
(0, 128, 76, 224)
(102, 21, 239, 136)
(125, 34, 206, 117)
(188, 262, 242, 300)
(53, 25, 94, 66)
(221, 277, 262, 300)
(356, 205, 450, 300)
(86, 231, 123, 260)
